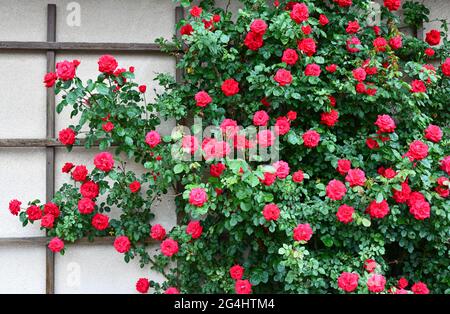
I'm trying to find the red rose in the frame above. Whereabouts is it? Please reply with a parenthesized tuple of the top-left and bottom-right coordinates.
(165, 287, 180, 294)
(56, 60, 76, 80)
(441, 58, 450, 76)
(26, 205, 42, 221)
(98, 55, 118, 74)
(287, 111, 297, 120)
(190, 6, 202, 17)
(212, 14, 221, 23)
(263, 203, 280, 221)
(346, 36, 361, 53)
(366, 137, 379, 150)
(230, 265, 245, 280)
(44, 72, 57, 87)
(367, 274, 386, 293)
(398, 277, 409, 289)
(260, 172, 277, 186)
(302, 130, 320, 148)
(406, 140, 428, 161)
(145, 130, 161, 148)
(275, 117, 291, 135)
(304, 63, 321, 76)
(292, 170, 304, 183)
(161, 238, 179, 257)
(346, 20, 360, 34)
(114, 235, 131, 253)
(136, 278, 150, 294)
(257, 130, 275, 148)
(250, 19, 267, 35)
(326, 179, 347, 201)
(410, 80, 426, 93)
(189, 188, 208, 207)
(336, 204, 354, 224)
(338, 272, 359, 292)
(382, 168, 397, 179)
(62, 162, 74, 173)
(337, 159, 351, 175)
(425, 48, 435, 57)
(186, 220, 203, 239)
(48, 237, 64, 253)
(127, 180, 140, 193)
(94, 152, 114, 172)
(182, 135, 199, 154)
(409, 199, 430, 220)
(356, 83, 366, 94)
(252, 110, 270, 126)
(78, 198, 95, 215)
(425, 29, 441, 46)
(298, 38, 316, 56)
(195, 91, 212, 107)
(9, 199, 21, 216)
(293, 223, 313, 242)
(138, 85, 146, 93)
(320, 109, 339, 127)
(210, 163, 226, 177)
(41, 214, 55, 229)
(334, 0, 353, 7)
(411, 282, 429, 294)
(407, 191, 426, 208)
(180, 24, 193, 36)
(389, 35, 402, 50)
(366, 200, 390, 219)
(150, 224, 166, 241)
(58, 128, 76, 145)
(352, 67, 366, 81)
(244, 31, 264, 51)
(328, 95, 337, 106)
(384, 0, 400, 11)
(235, 279, 252, 294)
(441, 156, 450, 175)
(102, 121, 114, 132)
(80, 181, 99, 199)
(375, 114, 396, 133)
(424, 124, 442, 142)
(92, 213, 109, 230)
(301, 25, 312, 35)
(373, 26, 381, 36)
(261, 97, 270, 107)
(282, 48, 298, 65)
(71, 165, 88, 182)
(364, 259, 377, 273)
(221, 79, 239, 96)
(373, 37, 388, 52)
(326, 64, 337, 73)
(319, 14, 329, 26)
(290, 3, 309, 24)
(274, 69, 293, 86)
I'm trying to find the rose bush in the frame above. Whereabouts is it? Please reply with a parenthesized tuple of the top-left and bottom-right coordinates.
(7, 0, 450, 294)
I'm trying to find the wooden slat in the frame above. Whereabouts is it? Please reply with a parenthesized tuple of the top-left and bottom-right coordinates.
(0, 236, 156, 245)
(0, 41, 163, 52)
(0, 138, 113, 148)
(0, 237, 49, 245)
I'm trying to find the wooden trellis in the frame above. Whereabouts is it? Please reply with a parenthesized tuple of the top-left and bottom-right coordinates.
(0, 4, 185, 294)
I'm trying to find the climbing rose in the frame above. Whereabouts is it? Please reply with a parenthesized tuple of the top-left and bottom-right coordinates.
(425, 29, 441, 46)
(257, 130, 276, 148)
(165, 287, 180, 294)
(424, 124, 442, 142)
(78, 198, 95, 215)
(406, 140, 428, 161)
(326, 179, 347, 201)
(375, 114, 396, 133)
(221, 79, 239, 96)
(320, 109, 339, 127)
(337, 159, 351, 175)
(425, 47, 435, 56)
(407, 192, 426, 208)
(58, 128, 76, 145)
(338, 272, 359, 292)
(319, 14, 329, 26)
(364, 259, 377, 273)
(48, 237, 64, 253)
(411, 282, 430, 294)
(352, 67, 366, 81)
(298, 38, 316, 56)
(346, 36, 361, 53)
(382, 168, 397, 179)
(8, 199, 21, 216)
(190, 6, 202, 17)
(263, 203, 280, 221)
(282, 48, 298, 65)
(409, 200, 430, 220)
(98, 55, 118, 74)
(43, 72, 57, 87)
(62, 162, 74, 173)
(290, 3, 309, 24)
(80, 181, 99, 199)
(304, 64, 321, 76)
(411, 80, 427, 93)
(41, 214, 54, 229)
(129, 181, 141, 193)
(94, 152, 114, 172)
(398, 277, 409, 289)
(114, 236, 131, 253)
(145, 130, 161, 148)
(135, 278, 149, 294)
(334, 0, 352, 7)
(373, 37, 388, 52)
(235, 279, 252, 294)
(195, 91, 212, 107)
(302, 130, 320, 148)
(186, 220, 203, 239)
(293, 223, 313, 242)
(367, 274, 386, 293)
(273, 160, 290, 179)
(275, 117, 291, 135)
(150, 224, 166, 241)
(180, 24, 193, 36)
(389, 35, 402, 50)
(441, 58, 450, 76)
(274, 69, 293, 86)
(346, 21, 360, 34)
(230, 265, 245, 280)
(56, 60, 76, 80)
(252, 110, 270, 126)
(441, 156, 450, 175)
(336, 205, 354, 224)
(161, 238, 179, 257)
(260, 172, 276, 186)
(345, 168, 366, 187)
(301, 25, 312, 35)
(366, 200, 390, 219)
(292, 170, 304, 183)
(102, 121, 114, 132)
(182, 135, 199, 154)
(326, 64, 337, 73)
(210, 163, 226, 177)
(189, 188, 208, 207)
(26, 205, 42, 221)
(250, 19, 267, 35)
(244, 31, 264, 51)
(384, 0, 400, 11)
(92, 213, 109, 230)
(71, 165, 88, 182)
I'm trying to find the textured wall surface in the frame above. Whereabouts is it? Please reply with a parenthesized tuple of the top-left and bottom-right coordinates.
(0, 0, 448, 294)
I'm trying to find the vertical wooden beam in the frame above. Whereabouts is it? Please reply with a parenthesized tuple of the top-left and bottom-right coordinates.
(45, 3, 56, 295)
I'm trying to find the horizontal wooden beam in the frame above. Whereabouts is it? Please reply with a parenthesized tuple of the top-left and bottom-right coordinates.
(0, 41, 163, 52)
(0, 138, 114, 148)
(0, 236, 156, 246)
